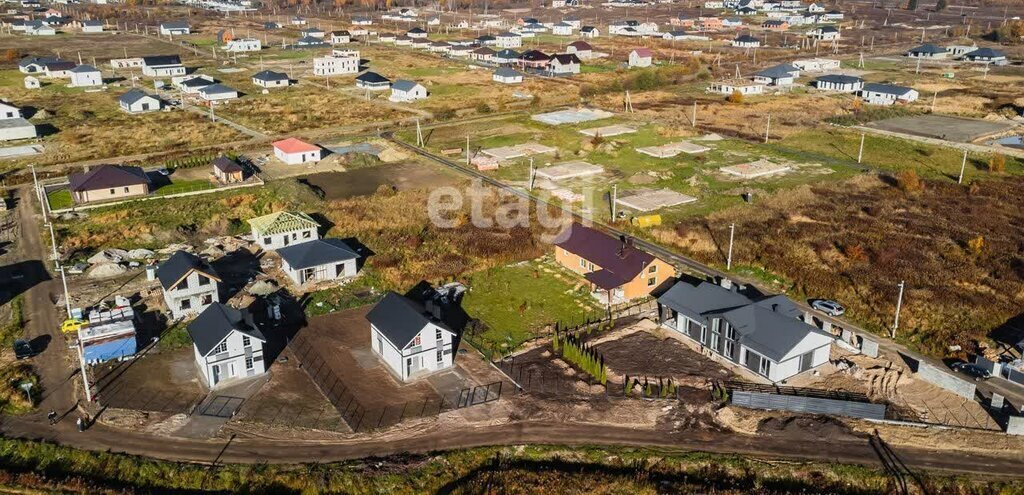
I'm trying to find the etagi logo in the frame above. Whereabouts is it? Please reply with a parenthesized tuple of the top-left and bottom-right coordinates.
(426, 179, 595, 244)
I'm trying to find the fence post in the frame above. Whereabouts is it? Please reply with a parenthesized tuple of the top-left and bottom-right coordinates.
(376, 406, 387, 429)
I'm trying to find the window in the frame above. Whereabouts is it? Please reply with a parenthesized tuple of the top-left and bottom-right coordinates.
(710, 333, 719, 351)
(699, 326, 707, 344)
(180, 299, 191, 310)
(109, 188, 115, 194)
(724, 340, 734, 360)
(263, 237, 271, 245)
(176, 278, 189, 291)
(726, 325, 736, 340)
(648, 264, 657, 273)
(198, 275, 210, 286)
(413, 335, 421, 347)
(123, 187, 130, 193)
(291, 233, 298, 240)
(214, 341, 228, 354)
(758, 357, 771, 377)
(303, 231, 312, 239)
(245, 356, 254, 370)
(711, 318, 720, 334)
(647, 277, 657, 287)
(201, 294, 213, 305)
(436, 349, 443, 363)
(579, 258, 586, 269)
(435, 328, 442, 342)
(242, 336, 251, 347)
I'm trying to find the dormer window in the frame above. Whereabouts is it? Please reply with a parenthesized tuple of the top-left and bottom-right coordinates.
(198, 274, 210, 286)
(413, 335, 421, 347)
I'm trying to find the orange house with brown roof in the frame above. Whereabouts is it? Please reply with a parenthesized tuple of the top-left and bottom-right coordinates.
(554, 222, 675, 303)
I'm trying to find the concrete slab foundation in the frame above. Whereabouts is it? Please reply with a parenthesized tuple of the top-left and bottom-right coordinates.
(615, 188, 697, 212)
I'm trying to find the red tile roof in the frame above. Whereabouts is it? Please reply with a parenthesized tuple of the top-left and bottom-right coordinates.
(273, 137, 320, 154)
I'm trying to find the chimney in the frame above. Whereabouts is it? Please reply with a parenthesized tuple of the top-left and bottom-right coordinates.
(771, 303, 778, 313)
(718, 277, 733, 290)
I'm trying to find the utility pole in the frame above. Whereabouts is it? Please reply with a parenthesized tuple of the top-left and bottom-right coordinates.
(465, 135, 470, 165)
(691, 101, 697, 127)
(726, 223, 735, 270)
(416, 119, 424, 147)
(957, 149, 967, 184)
(59, 265, 71, 317)
(857, 133, 865, 163)
(528, 157, 535, 191)
(75, 332, 92, 403)
(891, 280, 905, 339)
(764, 114, 771, 144)
(611, 184, 617, 221)
(45, 223, 58, 265)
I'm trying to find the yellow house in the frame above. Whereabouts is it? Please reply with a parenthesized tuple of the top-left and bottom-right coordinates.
(553, 222, 675, 303)
(69, 164, 151, 204)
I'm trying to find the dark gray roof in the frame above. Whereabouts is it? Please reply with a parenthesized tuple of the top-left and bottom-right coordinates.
(199, 83, 236, 96)
(356, 71, 390, 83)
(494, 67, 522, 77)
(187, 303, 265, 356)
(181, 76, 215, 88)
(212, 156, 243, 173)
(82, 20, 103, 27)
(296, 35, 324, 44)
(71, 64, 99, 73)
(550, 53, 581, 65)
(161, 21, 190, 29)
(19, 56, 62, 68)
(495, 48, 520, 58)
(366, 292, 452, 349)
(735, 35, 759, 43)
(754, 63, 798, 78)
(142, 55, 182, 67)
(0, 118, 33, 130)
(156, 250, 218, 289)
(964, 47, 1004, 59)
(252, 70, 288, 82)
(277, 238, 358, 269)
(908, 43, 945, 54)
(68, 164, 149, 192)
(861, 82, 913, 96)
(391, 79, 421, 92)
(814, 74, 862, 84)
(658, 281, 751, 323)
(119, 88, 155, 105)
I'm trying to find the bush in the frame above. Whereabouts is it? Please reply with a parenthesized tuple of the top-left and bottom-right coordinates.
(434, 107, 457, 120)
(988, 153, 1006, 173)
(475, 102, 492, 114)
(895, 169, 924, 193)
(726, 90, 743, 104)
(966, 235, 984, 256)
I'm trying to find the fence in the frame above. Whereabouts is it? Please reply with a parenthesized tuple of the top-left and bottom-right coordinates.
(289, 332, 503, 432)
(731, 390, 887, 420)
(497, 356, 681, 401)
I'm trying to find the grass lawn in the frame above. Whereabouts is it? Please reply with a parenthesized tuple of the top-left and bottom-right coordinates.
(304, 269, 388, 317)
(46, 190, 72, 210)
(462, 258, 605, 355)
(153, 179, 216, 196)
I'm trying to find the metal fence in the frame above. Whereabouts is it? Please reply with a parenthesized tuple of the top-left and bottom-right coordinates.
(289, 333, 503, 432)
(731, 390, 887, 420)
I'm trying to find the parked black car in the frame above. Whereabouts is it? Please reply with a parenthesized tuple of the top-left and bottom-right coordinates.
(13, 339, 36, 360)
(952, 361, 991, 381)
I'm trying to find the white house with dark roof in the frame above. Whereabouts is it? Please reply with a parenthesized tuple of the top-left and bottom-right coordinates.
(355, 71, 391, 90)
(142, 55, 186, 77)
(277, 238, 360, 286)
(252, 70, 291, 88)
(806, 26, 839, 40)
(159, 21, 190, 36)
(905, 43, 946, 59)
(330, 30, 351, 44)
(493, 67, 523, 84)
(118, 89, 161, 113)
(367, 291, 457, 381)
(961, 47, 1006, 64)
(752, 63, 798, 86)
(157, 250, 221, 320)
(188, 303, 266, 387)
(389, 80, 427, 102)
(81, 20, 104, 33)
(69, 65, 102, 87)
(857, 83, 918, 106)
(247, 211, 320, 251)
(657, 279, 833, 382)
(812, 74, 863, 92)
(495, 32, 522, 48)
(548, 53, 581, 75)
(580, 26, 600, 38)
(199, 84, 239, 103)
(732, 34, 760, 48)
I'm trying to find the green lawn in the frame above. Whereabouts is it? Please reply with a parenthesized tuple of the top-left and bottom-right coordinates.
(304, 269, 388, 317)
(153, 179, 216, 196)
(46, 190, 72, 210)
(462, 258, 604, 355)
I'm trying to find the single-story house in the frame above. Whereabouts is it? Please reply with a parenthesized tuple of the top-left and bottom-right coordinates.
(858, 82, 919, 106)
(69, 64, 102, 87)
(752, 63, 799, 86)
(295, 36, 327, 47)
(707, 79, 765, 95)
(302, 27, 326, 38)
(224, 38, 262, 52)
(657, 279, 834, 383)
(548, 53, 581, 75)
(157, 250, 221, 320)
(118, 88, 161, 113)
(187, 303, 266, 388)
(142, 55, 186, 77)
(277, 238, 360, 286)
(177, 75, 216, 93)
(554, 222, 675, 303)
(0, 101, 23, 120)
(406, 27, 427, 38)
(0, 118, 37, 141)
(961, 47, 1006, 63)
(812, 74, 863, 92)
(471, 46, 496, 63)
(520, 50, 551, 69)
(493, 67, 523, 84)
(905, 43, 946, 59)
(80, 20, 104, 33)
(355, 71, 391, 90)
(43, 61, 76, 78)
(806, 26, 840, 40)
(494, 49, 521, 65)
(389, 80, 427, 102)
(212, 156, 244, 183)
(552, 22, 574, 36)
(628, 48, 653, 68)
(198, 84, 239, 103)
(732, 34, 760, 48)
(762, 20, 789, 31)
(330, 30, 351, 44)
(68, 164, 150, 204)
(580, 25, 600, 38)
(252, 70, 291, 88)
(791, 58, 840, 72)
(248, 211, 320, 250)
(272, 137, 322, 165)
(159, 21, 190, 36)
(367, 291, 457, 382)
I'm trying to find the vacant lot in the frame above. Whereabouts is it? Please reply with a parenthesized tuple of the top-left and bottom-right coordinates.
(657, 174, 1024, 358)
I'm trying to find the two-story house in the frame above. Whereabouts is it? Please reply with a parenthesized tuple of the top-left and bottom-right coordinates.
(554, 222, 675, 304)
(156, 250, 221, 320)
(187, 302, 266, 387)
(247, 211, 321, 251)
(656, 279, 834, 382)
(367, 291, 457, 382)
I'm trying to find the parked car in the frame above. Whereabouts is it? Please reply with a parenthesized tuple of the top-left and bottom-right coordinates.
(952, 362, 991, 381)
(811, 299, 845, 317)
(13, 339, 36, 360)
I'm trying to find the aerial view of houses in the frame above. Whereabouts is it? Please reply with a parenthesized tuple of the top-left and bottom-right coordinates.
(1, 0, 1024, 491)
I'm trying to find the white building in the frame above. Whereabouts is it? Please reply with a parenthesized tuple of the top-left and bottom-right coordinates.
(277, 238, 360, 286)
(495, 32, 522, 48)
(81, 20, 104, 33)
(69, 64, 102, 87)
(224, 38, 262, 52)
(552, 22, 574, 35)
(791, 58, 840, 72)
(156, 250, 221, 320)
(389, 80, 427, 102)
(858, 83, 919, 106)
(732, 35, 760, 48)
(628, 48, 653, 68)
(159, 21, 190, 36)
(118, 88, 161, 113)
(247, 211, 320, 251)
(493, 67, 523, 84)
(198, 83, 239, 103)
(142, 55, 186, 77)
(548, 53, 581, 75)
(806, 26, 839, 41)
(707, 79, 765, 95)
(367, 291, 457, 382)
(330, 30, 351, 44)
(313, 50, 359, 76)
(0, 102, 24, 120)
(812, 74, 863, 92)
(252, 70, 291, 88)
(188, 303, 266, 388)
(273, 137, 322, 165)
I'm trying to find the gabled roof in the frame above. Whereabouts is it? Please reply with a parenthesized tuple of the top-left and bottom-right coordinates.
(71, 64, 99, 73)
(356, 71, 390, 83)
(156, 250, 220, 290)
(296, 35, 324, 44)
(861, 82, 914, 96)
(391, 79, 422, 91)
(213, 156, 243, 173)
(277, 238, 359, 269)
(495, 67, 522, 77)
(119, 88, 156, 105)
(81, 20, 103, 27)
(496, 31, 520, 37)
(69, 164, 149, 192)
(331, 29, 351, 36)
(180, 76, 215, 88)
(160, 20, 189, 29)
(142, 55, 182, 66)
(247, 211, 319, 236)
(754, 63, 798, 78)
(273, 137, 320, 154)
(472, 46, 496, 55)
(187, 303, 265, 356)
(520, 49, 551, 61)
(550, 53, 581, 65)
(407, 27, 426, 34)
(631, 47, 653, 57)
(366, 291, 453, 349)
(252, 70, 288, 82)
(581, 25, 597, 32)
(734, 35, 759, 43)
(198, 83, 236, 96)
(44, 61, 76, 71)
(495, 48, 521, 58)
(554, 222, 655, 289)
(18, 56, 61, 68)
(567, 41, 592, 51)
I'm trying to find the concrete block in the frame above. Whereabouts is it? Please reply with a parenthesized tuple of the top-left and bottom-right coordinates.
(860, 337, 879, 358)
(1008, 368, 1024, 386)
(821, 320, 832, 334)
(991, 393, 1004, 410)
(841, 328, 854, 344)
(1007, 415, 1024, 436)
(916, 361, 976, 400)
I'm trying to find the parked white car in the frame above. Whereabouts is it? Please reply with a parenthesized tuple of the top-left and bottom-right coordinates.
(811, 299, 845, 316)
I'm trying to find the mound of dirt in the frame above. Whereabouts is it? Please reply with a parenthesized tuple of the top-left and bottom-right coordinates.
(756, 415, 864, 442)
(87, 262, 127, 279)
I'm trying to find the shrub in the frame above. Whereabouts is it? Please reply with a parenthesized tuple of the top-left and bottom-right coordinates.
(895, 169, 923, 193)
(475, 102, 492, 114)
(726, 90, 744, 104)
(966, 235, 984, 256)
(988, 153, 1006, 173)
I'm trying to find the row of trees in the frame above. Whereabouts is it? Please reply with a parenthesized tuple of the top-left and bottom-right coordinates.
(552, 330, 607, 385)
(623, 375, 679, 399)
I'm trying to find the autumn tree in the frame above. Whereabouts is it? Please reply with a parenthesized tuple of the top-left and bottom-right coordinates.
(727, 89, 744, 104)
(988, 153, 1006, 173)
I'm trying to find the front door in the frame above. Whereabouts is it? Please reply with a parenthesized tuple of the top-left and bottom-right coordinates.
(798, 351, 814, 372)
(212, 364, 221, 385)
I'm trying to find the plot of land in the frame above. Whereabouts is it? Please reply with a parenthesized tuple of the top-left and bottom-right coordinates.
(637, 141, 710, 158)
(616, 189, 697, 212)
(720, 159, 792, 179)
(534, 161, 603, 181)
(579, 124, 637, 137)
(481, 142, 557, 161)
(594, 327, 734, 381)
(865, 114, 1018, 143)
(532, 108, 614, 125)
(300, 162, 457, 200)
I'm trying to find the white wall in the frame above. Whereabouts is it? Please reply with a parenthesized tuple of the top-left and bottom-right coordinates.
(371, 321, 454, 381)
(197, 330, 266, 388)
(282, 258, 357, 286)
(253, 226, 319, 250)
(163, 270, 219, 320)
(274, 147, 322, 165)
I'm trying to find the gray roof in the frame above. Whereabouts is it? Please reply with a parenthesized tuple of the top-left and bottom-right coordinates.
(82, 20, 103, 27)
(161, 21, 190, 29)
(494, 67, 522, 77)
(277, 238, 358, 270)
(391, 79, 422, 92)
(71, 64, 99, 73)
(735, 35, 759, 43)
(119, 88, 155, 105)
(181, 76, 215, 88)
(908, 43, 945, 54)
(142, 55, 182, 67)
(198, 83, 236, 96)
(964, 47, 1004, 59)
(366, 291, 452, 348)
(187, 303, 265, 356)
(0, 118, 33, 130)
(156, 250, 218, 289)
(252, 70, 289, 82)
(754, 63, 798, 79)
(861, 82, 913, 96)
(658, 280, 831, 362)
(68, 164, 149, 193)
(814, 74, 862, 84)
